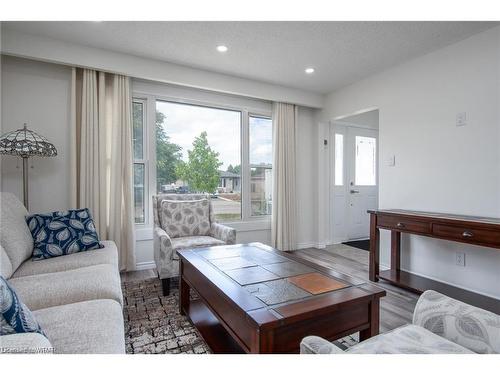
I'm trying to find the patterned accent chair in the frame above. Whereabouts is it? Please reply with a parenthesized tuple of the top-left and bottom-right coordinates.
(153, 194, 236, 295)
(301, 290, 500, 354)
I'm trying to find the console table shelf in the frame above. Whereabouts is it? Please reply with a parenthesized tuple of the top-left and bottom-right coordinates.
(368, 209, 500, 314)
(378, 269, 500, 314)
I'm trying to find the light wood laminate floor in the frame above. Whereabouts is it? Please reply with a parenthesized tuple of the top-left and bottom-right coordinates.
(122, 244, 419, 333)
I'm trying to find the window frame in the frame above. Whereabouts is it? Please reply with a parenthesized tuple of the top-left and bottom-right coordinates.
(132, 98, 149, 226)
(132, 93, 272, 228)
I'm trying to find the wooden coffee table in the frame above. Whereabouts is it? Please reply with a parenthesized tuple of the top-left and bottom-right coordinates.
(178, 242, 385, 354)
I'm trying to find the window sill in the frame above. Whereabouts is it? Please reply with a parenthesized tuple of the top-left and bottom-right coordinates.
(135, 218, 271, 242)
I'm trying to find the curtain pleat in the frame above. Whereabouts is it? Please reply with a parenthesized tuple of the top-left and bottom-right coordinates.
(71, 68, 136, 271)
(271, 102, 298, 251)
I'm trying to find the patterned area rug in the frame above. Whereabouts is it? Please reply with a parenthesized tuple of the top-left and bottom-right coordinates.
(122, 277, 211, 354)
(122, 277, 358, 354)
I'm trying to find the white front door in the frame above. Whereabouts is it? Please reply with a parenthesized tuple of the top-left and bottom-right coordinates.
(345, 127, 378, 239)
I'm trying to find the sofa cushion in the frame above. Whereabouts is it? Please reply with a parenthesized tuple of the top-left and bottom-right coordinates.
(8, 264, 123, 311)
(171, 235, 225, 258)
(0, 245, 13, 279)
(0, 192, 34, 271)
(0, 332, 53, 354)
(161, 199, 211, 238)
(13, 241, 118, 278)
(0, 276, 45, 337)
(33, 299, 125, 354)
(27, 208, 103, 261)
(345, 324, 473, 354)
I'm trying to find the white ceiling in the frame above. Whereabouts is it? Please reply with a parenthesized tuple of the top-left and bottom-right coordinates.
(3, 21, 498, 94)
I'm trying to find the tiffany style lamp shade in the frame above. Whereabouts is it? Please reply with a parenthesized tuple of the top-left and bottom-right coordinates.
(0, 123, 57, 210)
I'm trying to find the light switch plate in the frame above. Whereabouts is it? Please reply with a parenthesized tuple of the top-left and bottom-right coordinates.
(456, 112, 467, 127)
(386, 155, 395, 166)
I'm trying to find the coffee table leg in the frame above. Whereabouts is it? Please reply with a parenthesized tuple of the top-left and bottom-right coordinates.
(359, 298, 380, 341)
(179, 261, 190, 316)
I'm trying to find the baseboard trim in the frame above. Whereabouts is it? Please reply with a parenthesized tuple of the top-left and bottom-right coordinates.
(398, 267, 499, 300)
(296, 242, 328, 249)
(135, 261, 156, 271)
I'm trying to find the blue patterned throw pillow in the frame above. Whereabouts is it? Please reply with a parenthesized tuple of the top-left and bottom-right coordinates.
(26, 208, 103, 261)
(0, 276, 45, 336)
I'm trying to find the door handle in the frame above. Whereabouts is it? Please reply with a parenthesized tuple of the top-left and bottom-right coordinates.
(350, 190, 360, 194)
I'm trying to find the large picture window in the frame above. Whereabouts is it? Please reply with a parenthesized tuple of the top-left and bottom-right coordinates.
(155, 100, 241, 221)
(131, 94, 272, 225)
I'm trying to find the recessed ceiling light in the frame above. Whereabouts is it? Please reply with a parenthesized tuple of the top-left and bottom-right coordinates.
(216, 45, 228, 53)
(305, 68, 315, 74)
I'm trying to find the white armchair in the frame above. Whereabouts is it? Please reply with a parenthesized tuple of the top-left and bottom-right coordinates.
(153, 194, 236, 295)
(300, 290, 500, 354)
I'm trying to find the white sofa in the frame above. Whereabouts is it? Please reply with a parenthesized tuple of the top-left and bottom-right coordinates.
(0, 192, 125, 354)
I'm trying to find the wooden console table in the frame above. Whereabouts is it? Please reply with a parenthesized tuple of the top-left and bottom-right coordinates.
(368, 209, 500, 314)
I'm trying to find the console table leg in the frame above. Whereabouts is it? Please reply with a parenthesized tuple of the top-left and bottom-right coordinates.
(179, 262, 190, 316)
(391, 231, 401, 271)
(369, 213, 380, 282)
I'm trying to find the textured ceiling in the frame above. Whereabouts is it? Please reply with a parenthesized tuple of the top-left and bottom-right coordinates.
(3, 21, 498, 94)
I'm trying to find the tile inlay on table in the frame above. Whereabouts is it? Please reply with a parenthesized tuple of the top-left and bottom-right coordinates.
(209, 256, 258, 271)
(244, 279, 311, 305)
(197, 247, 246, 260)
(261, 261, 315, 278)
(224, 265, 281, 285)
(288, 273, 348, 295)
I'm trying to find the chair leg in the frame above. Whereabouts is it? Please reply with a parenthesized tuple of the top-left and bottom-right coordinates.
(161, 278, 171, 296)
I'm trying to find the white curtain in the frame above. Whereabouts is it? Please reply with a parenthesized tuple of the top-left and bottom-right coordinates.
(271, 102, 298, 251)
(70, 68, 136, 271)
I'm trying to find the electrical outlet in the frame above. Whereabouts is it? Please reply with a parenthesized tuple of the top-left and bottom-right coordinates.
(455, 252, 466, 267)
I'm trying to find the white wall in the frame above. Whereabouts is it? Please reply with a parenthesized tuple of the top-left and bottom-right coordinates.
(1, 56, 72, 213)
(320, 26, 500, 298)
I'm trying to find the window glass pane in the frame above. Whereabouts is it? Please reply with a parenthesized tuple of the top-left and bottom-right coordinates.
(134, 163, 145, 224)
(132, 102, 144, 160)
(156, 100, 241, 221)
(249, 116, 272, 216)
(249, 116, 272, 165)
(250, 167, 272, 216)
(355, 136, 376, 186)
(334, 133, 343, 186)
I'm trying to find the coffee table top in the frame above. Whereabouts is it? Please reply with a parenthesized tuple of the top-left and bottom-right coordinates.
(178, 242, 385, 320)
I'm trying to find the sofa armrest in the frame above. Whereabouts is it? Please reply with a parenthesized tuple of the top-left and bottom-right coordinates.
(0, 333, 53, 354)
(300, 336, 345, 354)
(210, 223, 236, 244)
(413, 290, 500, 354)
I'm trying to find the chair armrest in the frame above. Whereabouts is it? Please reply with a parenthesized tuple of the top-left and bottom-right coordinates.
(300, 336, 345, 354)
(210, 223, 236, 244)
(0, 333, 53, 354)
(153, 226, 175, 278)
(413, 290, 500, 354)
